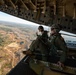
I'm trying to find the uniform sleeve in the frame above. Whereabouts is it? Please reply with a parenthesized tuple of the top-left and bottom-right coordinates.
(55, 36, 67, 63)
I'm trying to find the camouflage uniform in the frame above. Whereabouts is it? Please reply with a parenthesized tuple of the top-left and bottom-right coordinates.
(49, 24, 68, 63)
(50, 33, 67, 63)
(29, 30, 49, 61)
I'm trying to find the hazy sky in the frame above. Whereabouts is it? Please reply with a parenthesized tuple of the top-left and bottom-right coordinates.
(0, 11, 50, 30)
(0, 11, 39, 26)
(0, 11, 76, 36)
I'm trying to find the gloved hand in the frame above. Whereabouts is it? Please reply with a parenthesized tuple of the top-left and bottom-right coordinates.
(57, 61, 64, 70)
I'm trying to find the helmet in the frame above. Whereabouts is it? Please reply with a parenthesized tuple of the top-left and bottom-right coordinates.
(51, 24, 62, 32)
(38, 26, 44, 30)
(51, 24, 61, 29)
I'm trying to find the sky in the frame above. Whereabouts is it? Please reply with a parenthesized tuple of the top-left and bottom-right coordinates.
(0, 11, 49, 30)
(0, 11, 76, 36)
(0, 11, 39, 26)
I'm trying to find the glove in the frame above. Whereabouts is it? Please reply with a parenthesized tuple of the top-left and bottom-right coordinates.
(57, 61, 64, 70)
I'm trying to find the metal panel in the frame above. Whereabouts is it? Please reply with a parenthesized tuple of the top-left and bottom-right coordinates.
(60, 17, 71, 32)
(6, 56, 38, 75)
(72, 19, 76, 33)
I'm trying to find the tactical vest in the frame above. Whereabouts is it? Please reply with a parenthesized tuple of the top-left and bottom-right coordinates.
(49, 35, 58, 56)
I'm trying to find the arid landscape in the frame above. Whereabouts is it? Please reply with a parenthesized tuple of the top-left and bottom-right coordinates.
(0, 21, 38, 75)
